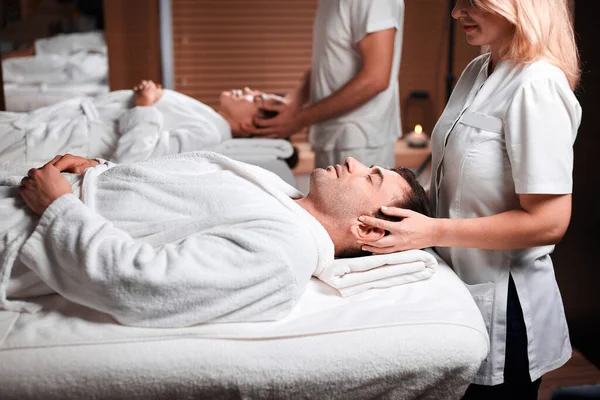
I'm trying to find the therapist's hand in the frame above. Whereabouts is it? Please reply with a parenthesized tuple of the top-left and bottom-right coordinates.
(19, 165, 72, 215)
(241, 101, 303, 139)
(358, 206, 440, 253)
(44, 154, 99, 174)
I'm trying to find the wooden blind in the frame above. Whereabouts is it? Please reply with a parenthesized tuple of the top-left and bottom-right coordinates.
(104, 0, 162, 90)
(171, 0, 317, 110)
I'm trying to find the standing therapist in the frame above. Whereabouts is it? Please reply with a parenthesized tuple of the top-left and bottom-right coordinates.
(358, 0, 581, 398)
(243, 0, 405, 169)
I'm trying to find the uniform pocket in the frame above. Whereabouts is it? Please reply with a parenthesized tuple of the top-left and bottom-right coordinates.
(464, 281, 495, 336)
(459, 111, 503, 134)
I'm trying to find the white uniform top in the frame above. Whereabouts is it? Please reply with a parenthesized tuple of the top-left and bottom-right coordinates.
(309, 0, 404, 151)
(430, 53, 582, 385)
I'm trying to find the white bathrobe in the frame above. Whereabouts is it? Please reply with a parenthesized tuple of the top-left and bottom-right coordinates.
(0, 89, 232, 164)
(2, 31, 108, 84)
(0, 152, 333, 327)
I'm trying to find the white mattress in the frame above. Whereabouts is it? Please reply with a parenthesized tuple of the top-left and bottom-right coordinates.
(0, 253, 489, 399)
(4, 82, 109, 112)
(237, 157, 296, 188)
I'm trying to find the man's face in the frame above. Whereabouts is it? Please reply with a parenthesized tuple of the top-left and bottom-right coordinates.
(307, 157, 410, 225)
(219, 88, 260, 132)
(219, 88, 286, 134)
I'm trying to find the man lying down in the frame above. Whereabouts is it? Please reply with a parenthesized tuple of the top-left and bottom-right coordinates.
(0, 79, 287, 164)
(0, 152, 429, 328)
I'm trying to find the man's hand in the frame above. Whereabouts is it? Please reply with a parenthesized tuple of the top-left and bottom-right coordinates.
(45, 154, 99, 174)
(133, 80, 164, 107)
(240, 101, 304, 139)
(19, 165, 72, 215)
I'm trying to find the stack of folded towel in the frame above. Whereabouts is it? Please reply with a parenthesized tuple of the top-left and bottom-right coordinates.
(314, 250, 438, 297)
(215, 138, 294, 160)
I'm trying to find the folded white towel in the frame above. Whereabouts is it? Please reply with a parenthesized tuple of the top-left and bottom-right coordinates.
(315, 250, 438, 297)
(215, 138, 294, 160)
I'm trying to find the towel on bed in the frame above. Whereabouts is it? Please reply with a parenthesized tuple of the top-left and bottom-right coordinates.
(314, 249, 437, 297)
(215, 138, 294, 160)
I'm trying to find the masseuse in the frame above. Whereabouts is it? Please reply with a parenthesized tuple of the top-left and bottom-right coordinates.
(243, 0, 405, 169)
(359, 0, 581, 398)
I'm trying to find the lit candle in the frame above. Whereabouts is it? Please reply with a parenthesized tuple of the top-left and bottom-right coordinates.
(406, 124, 430, 148)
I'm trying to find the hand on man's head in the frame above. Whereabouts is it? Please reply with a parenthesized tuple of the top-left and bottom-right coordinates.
(240, 100, 303, 139)
(358, 207, 438, 254)
(18, 164, 72, 215)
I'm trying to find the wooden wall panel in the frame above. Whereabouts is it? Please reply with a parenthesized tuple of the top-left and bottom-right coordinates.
(552, 0, 600, 368)
(171, 0, 481, 137)
(0, 62, 4, 112)
(103, 0, 162, 90)
(171, 0, 316, 109)
(400, 0, 481, 133)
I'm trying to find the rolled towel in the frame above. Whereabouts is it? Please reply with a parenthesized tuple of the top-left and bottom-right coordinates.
(314, 250, 438, 297)
(215, 138, 294, 160)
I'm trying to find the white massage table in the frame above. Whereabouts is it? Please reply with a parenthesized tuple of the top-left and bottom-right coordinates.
(3, 81, 109, 112)
(215, 138, 298, 188)
(231, 157, 296, 187)
(0, 252, 489, 399)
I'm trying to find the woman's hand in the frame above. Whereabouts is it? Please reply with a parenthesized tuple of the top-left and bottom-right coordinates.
(133, 80, 164, 107)
(358, 206, 440, 253)
(19, 165, 72, 215)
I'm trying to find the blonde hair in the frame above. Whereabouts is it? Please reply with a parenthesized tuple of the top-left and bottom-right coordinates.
(474, 0, 580, 90)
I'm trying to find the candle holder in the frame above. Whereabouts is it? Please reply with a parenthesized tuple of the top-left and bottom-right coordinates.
(406, 124, 430, 148)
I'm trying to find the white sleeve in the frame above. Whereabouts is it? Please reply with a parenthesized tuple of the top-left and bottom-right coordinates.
(349, 0, 402, 44)
(112, 106, 165, 163)
(504, 79, 582, 194)
(18, 194, 299, 328)
(114, 102, 226, 164)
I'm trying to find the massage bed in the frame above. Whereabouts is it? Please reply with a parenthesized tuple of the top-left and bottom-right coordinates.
(2, 31, 108, 113)
(0, 251, 489, 399)
(214, 138, 297, 187)
(3, 81, 109, 112)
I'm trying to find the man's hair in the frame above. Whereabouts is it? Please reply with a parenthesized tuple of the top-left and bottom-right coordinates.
(258, 109, 279, 120)
(338, 166, 430, 258)
(375, 166, 430, 220)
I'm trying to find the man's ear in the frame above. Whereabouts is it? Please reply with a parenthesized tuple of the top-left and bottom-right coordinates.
(350, 221, 386, 242)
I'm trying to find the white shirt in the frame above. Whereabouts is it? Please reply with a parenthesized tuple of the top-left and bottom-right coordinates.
(309, 0, 404, 151)
(430, 53, 581, 385)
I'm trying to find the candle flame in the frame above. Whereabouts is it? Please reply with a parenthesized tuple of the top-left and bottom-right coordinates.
(414, 124, 423, 134)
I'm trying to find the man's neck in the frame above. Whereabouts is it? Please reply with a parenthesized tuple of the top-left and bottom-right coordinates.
(295, 197, 348, 257)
